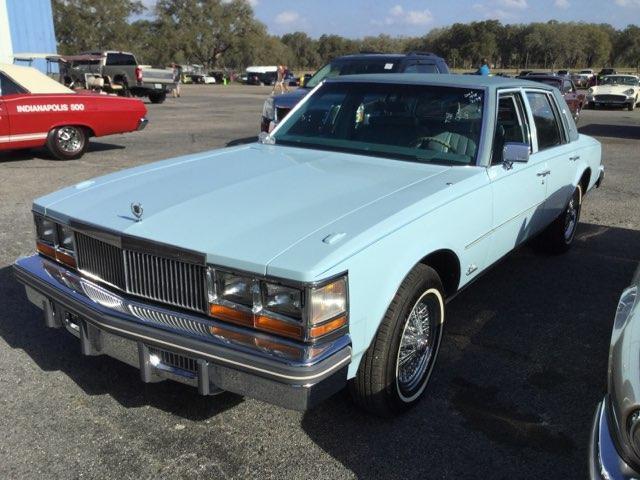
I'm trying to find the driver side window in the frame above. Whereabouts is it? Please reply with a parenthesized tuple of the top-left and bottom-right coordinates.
(492, 93, 529, 165)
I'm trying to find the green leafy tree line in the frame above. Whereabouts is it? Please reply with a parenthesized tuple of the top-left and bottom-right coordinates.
(53, 0, 640, 70)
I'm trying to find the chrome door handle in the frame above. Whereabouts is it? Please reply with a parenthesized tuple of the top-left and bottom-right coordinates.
(569, 155, 580, 161)
(537, 170, 551, 177)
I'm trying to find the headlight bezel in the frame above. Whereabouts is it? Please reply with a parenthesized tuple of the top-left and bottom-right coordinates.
(33, 213, 77, 268)
(207, 266, 348, 342)
(625, 88, 636, 96)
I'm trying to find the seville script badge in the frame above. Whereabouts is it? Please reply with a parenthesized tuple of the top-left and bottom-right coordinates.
(131, 202, 144, 222)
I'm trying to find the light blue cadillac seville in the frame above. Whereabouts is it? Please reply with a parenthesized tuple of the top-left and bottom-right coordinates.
(14, 74, 604, 415)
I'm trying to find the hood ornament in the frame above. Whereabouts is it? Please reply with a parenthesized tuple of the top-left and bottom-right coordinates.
(130, 202, 144, 222)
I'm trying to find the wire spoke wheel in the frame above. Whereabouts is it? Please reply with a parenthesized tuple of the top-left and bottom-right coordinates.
(564, 195, 578, 242)
(395, 288, 442, 401)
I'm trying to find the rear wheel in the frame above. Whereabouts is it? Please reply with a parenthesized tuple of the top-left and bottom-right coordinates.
(536, 185, 582, 254)
(149, 92, 166, 104)
(46, 126, 88, 160)
(350, 264, 444, 416)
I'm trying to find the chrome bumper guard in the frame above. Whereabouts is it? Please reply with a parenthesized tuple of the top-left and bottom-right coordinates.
(596, 165, 605, 188)
(13, 255, 351, 411)
(589, 398, 639, 480)
(137, 117, 149, 131)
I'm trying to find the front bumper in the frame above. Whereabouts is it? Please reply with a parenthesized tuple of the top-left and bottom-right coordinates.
(13, 255, 350, 411)
(589, 398, 640, 479)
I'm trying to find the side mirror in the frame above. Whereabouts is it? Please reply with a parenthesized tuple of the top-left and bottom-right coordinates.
(503, 142, 530, 165)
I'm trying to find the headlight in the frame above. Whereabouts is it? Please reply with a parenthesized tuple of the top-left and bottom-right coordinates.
(625, 88, 636, 96)
(33, 215, 77, 268)
(207, 268, 348, 341)
(264, 282, 302, 319)
(614, 286, 638, 329)
(35, 214, 57, 244)
(56, 224, 75, 253)
(262, 97, 275, 120)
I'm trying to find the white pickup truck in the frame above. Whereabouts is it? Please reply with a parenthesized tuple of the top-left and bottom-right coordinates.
(62, 51, 175, 103)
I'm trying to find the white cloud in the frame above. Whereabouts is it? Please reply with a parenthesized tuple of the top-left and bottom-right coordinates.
(496, 0, 528, 8)
(384, 4, 434, 26)
(554, 0, 570, 8)
(275, 10, 301, 25)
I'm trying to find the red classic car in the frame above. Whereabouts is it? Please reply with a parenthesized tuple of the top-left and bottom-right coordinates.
(526, 75, 586, 123)
(0, 64, 147, 160)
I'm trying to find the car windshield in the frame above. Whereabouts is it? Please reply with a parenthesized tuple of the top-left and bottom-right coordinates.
(273, 82, 484, 166)
(601, 76, 638, 86)
(305, 59, 401, 89)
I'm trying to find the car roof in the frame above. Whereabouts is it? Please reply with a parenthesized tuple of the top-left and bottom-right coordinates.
(0, 63, 74, 94)
(335, 52, 445, 62)
(326, 73, 555, 91)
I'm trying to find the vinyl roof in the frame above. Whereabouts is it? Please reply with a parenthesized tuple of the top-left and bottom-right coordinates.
(0, 63, 74, 94)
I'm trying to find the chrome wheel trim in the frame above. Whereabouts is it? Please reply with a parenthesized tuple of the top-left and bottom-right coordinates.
(56, 127, 83, 154)
(395, 287, 444, 403)
(563, 187, 581, 243)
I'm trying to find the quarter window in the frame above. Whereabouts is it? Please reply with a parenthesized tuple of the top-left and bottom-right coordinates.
(526, 92, 562, 151)
(0, 73, 26, 96)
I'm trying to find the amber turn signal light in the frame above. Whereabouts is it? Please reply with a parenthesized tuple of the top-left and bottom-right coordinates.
(255, 314, 303, 340)
(36, 241, 56, 259)
(55, 250, 77, 269)
(209, 304, 253, 327)
(310, 315, 348, 338)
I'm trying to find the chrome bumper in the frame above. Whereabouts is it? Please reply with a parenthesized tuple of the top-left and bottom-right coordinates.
(13, 255, 351, 411)
(596, 165, 605, 188)
(137, 117, 149, 131)
(589, 398, 639, 480)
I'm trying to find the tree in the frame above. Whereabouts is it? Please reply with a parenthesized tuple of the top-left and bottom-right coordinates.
(53, 0, 143, 53)
(281, 32, 319, 68)
(154, 0, 266, 68)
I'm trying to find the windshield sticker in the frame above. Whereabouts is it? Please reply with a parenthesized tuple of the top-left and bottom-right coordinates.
(463, 91, 481, 104)
(384, 63, 394, 70)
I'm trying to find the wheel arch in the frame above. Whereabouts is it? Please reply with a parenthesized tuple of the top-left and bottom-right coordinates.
(578, 167, 591, 200)
(49, 123, 96, 138)
(419, 248, 461, 298)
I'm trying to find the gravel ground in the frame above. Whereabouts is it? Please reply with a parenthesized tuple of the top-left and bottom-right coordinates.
(0, 84, 638, 479)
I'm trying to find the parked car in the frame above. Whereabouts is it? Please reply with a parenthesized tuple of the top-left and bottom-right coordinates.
(526, 75, 586, 122)
(589, 265, 640, 479)
(60, 51, 174, 103)
(0, 64, 147, 160)
(572, 69, 596, 88)
(516, 70, 533, 78)
(13, 74, 603, 415)
(261, 52, 450, 132)
(556, 69, 571, 77)
(587, 74, 640, 110)
(245, 66, 278, 86)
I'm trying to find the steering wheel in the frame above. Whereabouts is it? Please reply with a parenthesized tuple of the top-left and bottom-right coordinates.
(414, 136, 453, 151)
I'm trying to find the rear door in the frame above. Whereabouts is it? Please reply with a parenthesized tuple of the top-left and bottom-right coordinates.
(485, 89, 547, 265)
(525, 89, 580, 225)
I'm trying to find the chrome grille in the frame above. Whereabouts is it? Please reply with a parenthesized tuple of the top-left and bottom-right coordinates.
(124, 251, 206, 313)
(74, 232, 207, 314)
(594, 94, 626, 103)
(76, 233, 126, 288)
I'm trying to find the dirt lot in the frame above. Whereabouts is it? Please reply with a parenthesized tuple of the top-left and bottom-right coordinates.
(0, 84, 638, 479)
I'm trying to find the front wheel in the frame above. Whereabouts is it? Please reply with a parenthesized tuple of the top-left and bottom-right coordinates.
(350, 264, 444, 416)
(628, 101, 635, 111)
(46, 126, 88, 160)
(536, 185, 582, 254)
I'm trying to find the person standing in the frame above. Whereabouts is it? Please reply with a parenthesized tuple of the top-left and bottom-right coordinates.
(271, 64, 289, 95)
(477, 58, 490, 76)
(171, 64, 181, 98)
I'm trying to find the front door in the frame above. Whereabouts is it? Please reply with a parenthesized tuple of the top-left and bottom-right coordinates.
(486, 90, 548, 266)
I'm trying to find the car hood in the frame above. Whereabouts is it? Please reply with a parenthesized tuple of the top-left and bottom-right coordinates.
(273, 88, 310, 109)
(592, 84, 636, 94)
(35, 144, 451, 276)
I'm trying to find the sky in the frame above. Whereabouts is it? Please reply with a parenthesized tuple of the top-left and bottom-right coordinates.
(142, 0, 640, 37)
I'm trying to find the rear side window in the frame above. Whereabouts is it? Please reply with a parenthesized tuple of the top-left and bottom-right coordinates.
(526, 91, 562, 151)
(403, 63, 439, 74)
(106, 53, 136, 66)
(0, 73, 27, 96)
